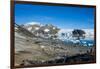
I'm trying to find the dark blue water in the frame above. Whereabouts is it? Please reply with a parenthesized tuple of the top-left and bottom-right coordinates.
(80, 39, 94, 46)
(62, 39, 94, 46)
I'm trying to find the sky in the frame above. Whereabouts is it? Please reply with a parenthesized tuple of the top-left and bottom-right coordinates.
(15, 4, 95, 29)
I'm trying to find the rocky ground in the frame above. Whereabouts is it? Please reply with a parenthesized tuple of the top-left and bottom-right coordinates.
(14, 32, 95, 67)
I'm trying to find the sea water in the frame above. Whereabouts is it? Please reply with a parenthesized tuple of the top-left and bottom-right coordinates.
(59, 38, 94, 47)
(80, 39, 94, 46)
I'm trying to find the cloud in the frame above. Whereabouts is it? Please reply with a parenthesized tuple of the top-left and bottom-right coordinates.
(25, 22, 41, 25)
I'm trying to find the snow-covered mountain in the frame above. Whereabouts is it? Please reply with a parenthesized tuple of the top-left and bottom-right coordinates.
(58, 29, 94, 40)
(16, 22, 94, 40)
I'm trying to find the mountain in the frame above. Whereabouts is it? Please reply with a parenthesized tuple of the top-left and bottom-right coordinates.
(17, 22, 94, 40)
(58, 29, 94, 40)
